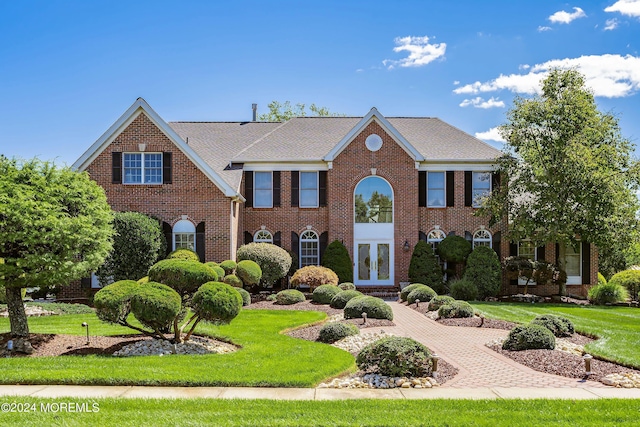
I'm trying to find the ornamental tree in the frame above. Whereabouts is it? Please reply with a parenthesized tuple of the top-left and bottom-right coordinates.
(0, 158, 114, 338)
(478, 69, 640, 295)
(321, 240, 353, 283)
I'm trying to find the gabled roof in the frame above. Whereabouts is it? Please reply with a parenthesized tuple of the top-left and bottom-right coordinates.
(72, 98, 245, 199)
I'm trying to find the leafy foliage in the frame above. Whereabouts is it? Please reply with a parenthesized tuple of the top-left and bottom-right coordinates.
(318, 322, 359, 343)
(356, 337, 432, 377)
(428, 295, 455, 311)
(237, 243, 292, 288)
(598, 272, 607, 285)
(223, 274, 243, 288)
(275, 289, 306, 305)
(608, 269, 640, 301)
(191, 282, 242, 325)
(94, 280, 139, 324)
(406, 285, 437, 304)
(291, 265, 339, 290)
(588, 282, 629, 305)
(257, 100, 344, 122)
(312, 284, 342, 304)
(329, 290, 363, 309)
(344, 296, 393, 320)
(449, 279, 479, 301)
(131, 282, 182, 333)
(0, 285, 25, 304)
(531, 314, 574, 337)
(400, 283, 428, 302)
(167, 249, 200, 262)
(502, 324, 556, 351)
(438, 300, 475, 318)
(463, 245, 501, 299)
(321, 240, 353, 283)
(408, 241, 444, 293)
(219, 260, 237, 275)
(437, 235, 472, 263)
(237, 288, 251, 306)
(235, 260, 262, 286)
(148, 259, 218, 297)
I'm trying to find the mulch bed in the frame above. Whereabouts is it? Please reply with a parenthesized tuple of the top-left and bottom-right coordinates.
(0, 333, 146, 358)
(285, 318, 395, 342)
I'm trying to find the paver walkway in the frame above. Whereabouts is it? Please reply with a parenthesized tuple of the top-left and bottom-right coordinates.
(365, 302, 604, 389)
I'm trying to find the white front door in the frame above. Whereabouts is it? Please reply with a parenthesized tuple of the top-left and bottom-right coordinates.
(355, 240, 393, 286)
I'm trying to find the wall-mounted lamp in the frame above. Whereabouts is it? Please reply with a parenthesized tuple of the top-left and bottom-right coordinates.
(402, 240, 410, 252)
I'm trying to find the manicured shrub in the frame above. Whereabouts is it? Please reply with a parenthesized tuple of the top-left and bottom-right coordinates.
(137, 276, 149, 284)
(438, 300, 474, 318)
(330, 290, 363, 309)
(149, 259, 218, 297)
(449, 278, 479, 301)
(588, 282, 629, 305)
(502, 324, 556, 351)
(131, 282, 182, 332)
(318, 322, 359, 343)
(237, 288, 251, 306)
(531, 314, 574, 337)
(167, 248, 200, 262)
(312, 284, 342, 304)
(597, 272, 607, 286)
(463, 245, 502, 299)
(266, 294, 277, 302)
(0, 285, 25, 304)
(321, 240, 353, 284)
(356, 336, 432, 377)
(291, 265, 339, 291)
(437, 235, 472, 263)
(223, 274, 243, 288)
(191, 282, 242, 325)
(219, 260, 237, 275)
(275, 289, 306, 305)
(235, 260, 262, 286)
(338, 282, 356, 291)
(211, 266, 226, 281)
(428, 295, 455, 311)
(400, 283, 427, 302)
(406, 285, 437, 304)
(608, 269, 640, 301)
(408, 241, 444, 294)
(237, 243, 292, 287)
(93, 280, 139, 324)
(344, 296, 393, 320)
(205, 261, 219, 268)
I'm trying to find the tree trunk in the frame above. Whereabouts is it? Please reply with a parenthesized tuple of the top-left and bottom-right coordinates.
(557, 243, 567, 296)
(6, 286, 29, 337)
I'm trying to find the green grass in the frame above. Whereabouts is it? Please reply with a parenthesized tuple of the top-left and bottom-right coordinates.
(0, 309, 355, 387)
(472, 302, 640, 368)
(0, 398, 637, 426)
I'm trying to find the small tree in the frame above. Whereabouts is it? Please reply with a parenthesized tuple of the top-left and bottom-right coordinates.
(408, 241, 444, 293)
(321, 240, 353, 283)
(236, 243, 291, 288)
(437, 235, 472, 278)
(463, 246, 502, 299)
(183, 282, 243, 341)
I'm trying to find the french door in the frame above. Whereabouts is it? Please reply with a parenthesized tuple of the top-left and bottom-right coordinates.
(355, 240, 393, 286)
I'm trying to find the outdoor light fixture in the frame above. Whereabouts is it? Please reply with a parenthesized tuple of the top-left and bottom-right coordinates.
(431, 353, 440, 378)
(6, 340, 13, 352)
(361, 312, 367, 325)
(81, 322, 90, 345)
(402, 240, 410, 252)
(583, 354, 593, 377)
(415, 299, 420, 308)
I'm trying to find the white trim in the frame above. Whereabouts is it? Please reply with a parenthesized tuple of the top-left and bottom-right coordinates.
(72, 98, 244, 201)
(243, 162, 329, 171)
(324, 107, 425, 163)
(299, 229, 320, 267)
(418, 163, 496, 171)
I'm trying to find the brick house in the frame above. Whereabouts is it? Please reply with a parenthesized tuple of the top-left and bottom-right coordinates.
(64, 98, 597, 299)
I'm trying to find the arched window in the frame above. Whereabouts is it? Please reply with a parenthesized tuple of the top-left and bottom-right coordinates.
(427, 229, 446, 251)
(173, 219, 196, 251)
(254, 230, 273, 243)
(300, 230, 319, 267)
(354, 176, 393, 223)
(473, 229, 492, 249)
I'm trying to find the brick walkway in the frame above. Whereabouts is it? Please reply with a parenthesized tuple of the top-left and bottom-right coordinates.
(366, 302, 604, 389)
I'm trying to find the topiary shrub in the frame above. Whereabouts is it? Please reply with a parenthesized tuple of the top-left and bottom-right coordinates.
(223, 274, 243, 288)
(312, 284, 342, 304)
(608, 269, 640, 301)
(463, 245, 501, 299)
(205, 261, 219, 269)
(330, 290, 363, 309)
(438, 300, 474, 318)
(428, 295, 455, 311)
(338, 282, 356, 291)
(531, 314, 574, 337)
(266, 294, 277, 302)
(588, 282, 629, 305)
(597, 272, 607, 286)
(321, 240, 353, 284)
(502, 324, 556, 351)
(235, 260, 262, 287)
(219, 260, 237, 275)
(167, 248, 200, 262)
(406, 285, 437, 304)
(437, 235, 472, 263)
(356, 336, 432, 377)
(93, 280, 139, 324)
(131, 282, 182, 333)
(291, 265, 339, 291)
(237, 288, 251, 306)
(344, 296, 393, 320)
(449, 278, 479, 301)
(148, 259, 218, 297)
(400, 283, 427, 302)
(191, 282, 242, 325)
(408, 240, 444, 294)
(318, 322, 360, 343)
(137, 276, 149, 284)
(237, 243, 292, 287)
(275, 289, 306, 305)
(211, 266, 226, 281)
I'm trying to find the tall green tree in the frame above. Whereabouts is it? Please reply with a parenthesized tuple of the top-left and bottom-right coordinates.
(258, 100, 344, 122)
(0, 158, 114, 337)
(478, 69, 640, 294)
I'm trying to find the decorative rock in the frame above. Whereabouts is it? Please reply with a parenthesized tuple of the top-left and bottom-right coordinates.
(13, 338, 34, 354)
(401, 382, 411, 388)
(113, 336, 236, 357)
(601, 373, 640, 388)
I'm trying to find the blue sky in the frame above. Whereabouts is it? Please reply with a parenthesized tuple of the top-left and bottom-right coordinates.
(1, 0, 639, 166)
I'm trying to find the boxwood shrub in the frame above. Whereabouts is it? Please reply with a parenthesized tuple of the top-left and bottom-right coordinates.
(438, 300, 474, 318)
(338, 282, 356, 291)
(223, 274, 243, 288)
(356, 336, 432, 377)
(437, 235, 472, 263)
(131, 282, 182, 332)
(330, 290, 363, 309)
(237, 288, 251, 306)
(211, 266, 226, 281)
(219, 260, 237, 275)
(344, 296, 393, 320)
(312, 284, 342, 304)
(237, 243, 292, 287)
(94, 280, 139, 324)
(148, 259, 218, 297)
(406, 285, 437, 304)
(166, 248, 200, 262)
(502, 324, 556, 351)
(191, 281, 242, 324)
(449, 278, 479, 301)
(275, 289, 306, 305)
(235, 260, 262, 286)
(318, 322, 359, 343)
(531, 314, 574, 337)
(428, 295, 454, 311)
(400, 283, 427, 302)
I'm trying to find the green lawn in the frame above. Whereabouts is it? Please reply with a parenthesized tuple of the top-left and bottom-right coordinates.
(0, 309, 355, 387)
(472, 302, 640, 368)
(0, 398, 637, 426)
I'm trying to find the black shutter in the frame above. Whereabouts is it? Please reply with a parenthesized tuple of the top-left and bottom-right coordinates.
(319, 171, 327, 207)
(291, 171, 299, 207)
(80, 277, 92, 289)
(418, 171, 426, 207)
(491, 172, 500, 192)
(291, 232, 300, 268)
(163, 221, 173, 256)
(244, 172, 253, 208)
(446, 171, 455, 207)
(419, 231, 427, 242)
(163, 152, 172, 184)
(536, 245, 546, 262)
(448, 231, 456, 236)
(196, 222, 205, 262)
(273, 231, 282, 247)
(464, 171, 472, 207)
(509, 242, 518, 286)
(582, 242, 591, 285)
(273, 171, 281, 207)
(319, 232, 328, 264)
(493, 231, 501, 260)
(465, 231, 473, 243)
(244, 231, 253, 245)
(112, 152, 122, 184)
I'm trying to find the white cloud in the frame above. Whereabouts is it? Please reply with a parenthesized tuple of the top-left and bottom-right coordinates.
(538, 26, 553, 31)
(475, 127, 506, 142)
(453, 54, 640, 98)
(382, 36, 446, 69)
(605, 0, 640, 17)
(453, 80, 460, 85)
(548, 7, 587, 24)
(604, 18, 619, 30)
(459, 97, 506, 109)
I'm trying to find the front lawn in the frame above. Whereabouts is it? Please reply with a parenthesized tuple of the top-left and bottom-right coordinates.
(472, 302, 640, 368)
(0, 309, 355, 387)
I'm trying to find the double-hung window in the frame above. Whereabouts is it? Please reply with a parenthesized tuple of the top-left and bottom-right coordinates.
(427, 172, 445, 208)
(300, 172, 319, 208)
(300, 230, 319, 267)
(123, 153, 163, 184)
(254, 172, 273, 208)
(472, 172, 491, 207)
